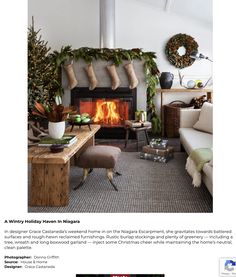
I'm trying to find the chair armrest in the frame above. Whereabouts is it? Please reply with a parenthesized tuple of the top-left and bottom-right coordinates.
(180, 109, 201, 128)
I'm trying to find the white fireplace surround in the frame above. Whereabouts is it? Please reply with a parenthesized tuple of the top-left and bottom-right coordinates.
(62, 59, 147, 111)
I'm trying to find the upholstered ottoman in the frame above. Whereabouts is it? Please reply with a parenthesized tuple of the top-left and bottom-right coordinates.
(74, 145, 121, 191)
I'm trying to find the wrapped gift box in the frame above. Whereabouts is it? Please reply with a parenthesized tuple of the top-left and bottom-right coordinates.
(150, 138, 168, 149)
(139, 152, 173, 163)
(142, 145, 174, 157)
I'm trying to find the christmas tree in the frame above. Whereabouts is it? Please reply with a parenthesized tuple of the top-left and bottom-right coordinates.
(28, 18, 61, 114)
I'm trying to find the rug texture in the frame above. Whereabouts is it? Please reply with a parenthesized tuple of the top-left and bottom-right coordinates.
(95, 137, 181, 152)
(28, 152, 212, 213)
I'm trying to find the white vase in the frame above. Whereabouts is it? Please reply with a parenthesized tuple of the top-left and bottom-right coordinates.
(48, 121, 65, 139)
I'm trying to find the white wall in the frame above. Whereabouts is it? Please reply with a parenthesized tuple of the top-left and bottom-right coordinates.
(116, 0, 213, 111)
(116, 0, 212, 76)
(28, 0, 213, 113)
(28, 0, 100, 49)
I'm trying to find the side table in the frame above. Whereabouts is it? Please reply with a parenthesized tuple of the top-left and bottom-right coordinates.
(124, 120, 152, 151)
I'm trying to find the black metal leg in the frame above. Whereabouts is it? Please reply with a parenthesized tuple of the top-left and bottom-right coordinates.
(88, 124, 91, 131)
(124, 128, 129, 148)
(74, 168, 120, 192)
(107, 169, 118, 191)
(70, 124, 74, 132)
(144, 129, 150, 145)
(114, 171, 122, 176)
(109, 179, 118, 191)
(136, 131, 139, 151)
(73, 180, 85, 190)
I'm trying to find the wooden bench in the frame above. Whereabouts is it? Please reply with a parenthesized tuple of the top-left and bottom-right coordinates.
(28, 124, 100, 207)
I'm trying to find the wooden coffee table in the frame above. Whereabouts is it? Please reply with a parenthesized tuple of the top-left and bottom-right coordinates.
(28, 124, 100, 207)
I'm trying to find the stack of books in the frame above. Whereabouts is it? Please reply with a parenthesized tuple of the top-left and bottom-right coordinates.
(38, 135, 77, 147)
(140, 139, 174, 163)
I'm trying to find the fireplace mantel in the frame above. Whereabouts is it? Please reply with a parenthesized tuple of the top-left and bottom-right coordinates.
(71, 87, 137, 99)
(62, 60, 147, 112)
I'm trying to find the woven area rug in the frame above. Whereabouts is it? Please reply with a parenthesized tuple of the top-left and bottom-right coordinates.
(95, 137, 181, 152)
(28, 152, 212, 213)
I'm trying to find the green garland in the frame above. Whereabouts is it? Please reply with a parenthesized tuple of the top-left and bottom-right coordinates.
(165, 33, 198, 69)
(50, 47, 161, 134)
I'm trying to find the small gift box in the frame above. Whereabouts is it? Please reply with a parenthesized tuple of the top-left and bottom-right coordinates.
(135, 110, 147, 122)
(150, 138, 168, 149)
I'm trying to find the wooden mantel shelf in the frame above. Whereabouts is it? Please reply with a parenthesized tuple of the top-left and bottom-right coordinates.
(156, 88, 213, 93)
(157, 88, 213, 106)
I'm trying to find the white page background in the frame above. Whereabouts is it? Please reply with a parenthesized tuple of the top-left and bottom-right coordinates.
(0, 0, 235, 276)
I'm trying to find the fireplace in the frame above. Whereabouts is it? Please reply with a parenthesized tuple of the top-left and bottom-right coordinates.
(71, 87, 137, 138)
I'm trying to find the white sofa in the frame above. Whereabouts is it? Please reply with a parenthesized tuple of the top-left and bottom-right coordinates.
(179, 103, 213, 196)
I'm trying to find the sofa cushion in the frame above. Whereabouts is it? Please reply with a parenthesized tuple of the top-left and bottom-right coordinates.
(179, 128, 213, 155)
(193, 102, 213, 134)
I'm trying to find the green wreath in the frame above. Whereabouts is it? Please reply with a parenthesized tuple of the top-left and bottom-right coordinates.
(165, 33, 199, 68)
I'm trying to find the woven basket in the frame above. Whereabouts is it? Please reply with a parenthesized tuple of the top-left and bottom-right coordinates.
(164, 100, 194, 138)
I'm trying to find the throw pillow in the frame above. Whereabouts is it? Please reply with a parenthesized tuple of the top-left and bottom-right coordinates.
(84, 63, 98, 90)
(193, 102, 213, 134)
(63, 64, 78, 89)
(106, 64, 121, 90)
(124, 63, 139, 89)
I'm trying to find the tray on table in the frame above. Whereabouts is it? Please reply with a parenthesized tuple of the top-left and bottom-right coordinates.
(68, 120, 92, 131)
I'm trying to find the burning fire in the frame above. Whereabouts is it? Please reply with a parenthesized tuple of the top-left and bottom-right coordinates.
(93, 100, 122, 125)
